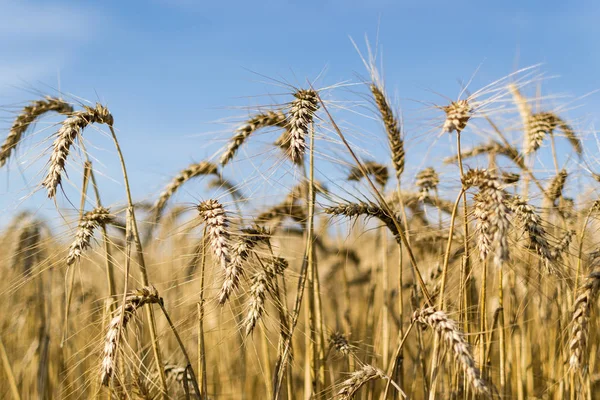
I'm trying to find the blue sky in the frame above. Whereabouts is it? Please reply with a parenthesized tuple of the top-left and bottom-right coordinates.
(1, 0, 599, 226)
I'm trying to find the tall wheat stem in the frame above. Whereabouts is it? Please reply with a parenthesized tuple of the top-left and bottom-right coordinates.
(313, 89, 431, 304)
(107, 125, 168, 398)
(197, 228, 208, 397)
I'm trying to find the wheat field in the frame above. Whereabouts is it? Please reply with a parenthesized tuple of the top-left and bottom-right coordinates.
(0, 52, 599, 400)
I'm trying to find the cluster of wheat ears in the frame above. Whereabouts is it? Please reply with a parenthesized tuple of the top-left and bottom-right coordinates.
(0, 52, 599, 400)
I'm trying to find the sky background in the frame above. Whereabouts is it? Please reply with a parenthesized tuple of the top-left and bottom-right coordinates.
(1, 0, 600, 226)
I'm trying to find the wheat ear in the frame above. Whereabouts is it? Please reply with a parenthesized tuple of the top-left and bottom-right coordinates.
(569, 270, 600, 371)
(370, 84, 405, 177)
(347, 160, 389, 187)
(287, 89, 319, 164)
(66, 207, 113, 265)
(413, 307, 492, 397)
(101, 286, 161, 386)
(152, 161, 219, 226)
(197, 199, 230, 270)
(220, 110, 287, 166)
(0, 96, 73, 167)
(42, 103, 113, 198)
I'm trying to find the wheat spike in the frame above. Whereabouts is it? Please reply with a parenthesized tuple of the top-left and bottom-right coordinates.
(197, 199, 230, 270)
(347, 161, 389, 188)
(66, 207, 113, 266)
(0, 96, 73, 167)
(546, 169, 568, 203)
(101, 286, 161, 386)
(42, 103, 113, 198)
(413, 307, 492, 397)
(286, 89, 319, 164)
(152, 161, 219, 227)
(325, 202, 402, 245)
(415, 167, 439, 200)
(218, 229, 267, 304)
(464, 169, 511, 268)
(442, 100, 471, 133)
(220, 110, 287, 166)
(569, 270, 600, 371)
(336, 364, 390, 399)
(370, 84, 405, 177)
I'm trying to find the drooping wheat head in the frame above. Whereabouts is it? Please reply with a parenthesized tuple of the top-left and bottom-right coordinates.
(152, 161, 219, 227)
(336, 364, 389, 399)
(569, 270, 600, 371)
(101, 286, 161, 386)
(66, 207, 113, 266)
(220, 110, 287, 166)
(42, 103, 113, 198)
(413, 307, 492, 397)
(347, 161, 389, 188)
(0, 96, 73, 167)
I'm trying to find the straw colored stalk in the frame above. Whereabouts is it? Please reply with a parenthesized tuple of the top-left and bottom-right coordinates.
(42, 103, 113, 198)
(0, 96, 73, 167)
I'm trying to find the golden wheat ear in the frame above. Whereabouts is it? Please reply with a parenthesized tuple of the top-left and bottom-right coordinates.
(0, 96, 73, 168)
(42, 103, 113, 198)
